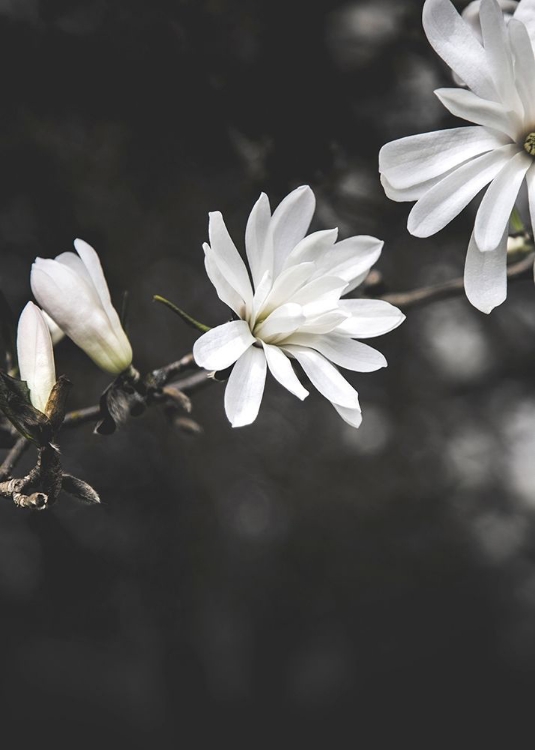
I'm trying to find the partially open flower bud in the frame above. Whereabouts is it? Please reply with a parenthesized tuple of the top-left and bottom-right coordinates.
(31, 239, 133, 375)
(17, 301, 56, 413)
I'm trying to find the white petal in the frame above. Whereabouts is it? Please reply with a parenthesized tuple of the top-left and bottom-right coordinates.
(422, 0, 498, 100)
(526, 163, 535, 233)
(255, 303, 305, 342)
(208, 212, 253, 308)
(474, 149, 530, 252)
(514, 0, 535, 45)
(464, 229, 507, 313)
(283, 229, 338, 268)
(283, 345, 360, 409)
(285, 334, 387, 372)
(509, 19, 535, 128)
(336, 299, 406, 338)
(41, 310, 65, 345)
(261, 342, 309, 400)
(314, 236, 383, 289)
(73, 239, 132, 368)
(260, 262, 315, 315)
(296, 310, 350, 334)
(434, 88, 518, 140)
(245, 192, 271, 288)
(31, 259, 131, 374)
(192, 320, 255, 371)
(379, 126, 506, 189)
(224, 346, 267, 427)
(17, 302, 56, 413)
(204, 244, 246, 317)
(332, 402, 362, 429)
(267, 186, 316, 276)
(291, 276, 348, 313)
(407, 144, 518, 237)
(479, 0, 520, 109)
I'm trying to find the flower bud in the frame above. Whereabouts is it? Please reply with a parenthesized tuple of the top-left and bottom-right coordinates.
(17, 301, 56, 413)
(31, 239, 133, 375)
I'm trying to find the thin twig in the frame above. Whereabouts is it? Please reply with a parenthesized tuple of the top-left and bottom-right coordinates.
(379, 253, 534, 310)
(0, 437, 30, 481)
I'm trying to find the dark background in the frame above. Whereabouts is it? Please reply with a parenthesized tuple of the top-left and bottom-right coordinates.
(1, 0, 535, 744)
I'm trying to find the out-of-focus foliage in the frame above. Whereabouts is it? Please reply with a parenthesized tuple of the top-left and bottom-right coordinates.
(0, 0, 534, 745)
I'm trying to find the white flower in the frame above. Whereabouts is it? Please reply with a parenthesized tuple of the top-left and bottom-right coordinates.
(31, 239, 133, 375)
(379, 0, 535, 314)
(17, 301, 56, 413)
(193, 186, 405, 428)
(41, 310, 65, 346)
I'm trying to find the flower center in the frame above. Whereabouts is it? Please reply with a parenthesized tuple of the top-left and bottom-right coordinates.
(524, 132, 535, 155)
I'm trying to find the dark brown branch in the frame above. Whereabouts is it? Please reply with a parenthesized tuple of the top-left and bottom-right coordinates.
(379, 253, 534, 311)
(0, 437, 30, 481)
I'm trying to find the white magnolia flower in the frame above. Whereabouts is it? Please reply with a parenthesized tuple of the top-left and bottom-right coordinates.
(379, 0, 535, 314)
(17, 301, 56, 413)
(41, 310, 65, 346)
(31, 239, 133, 375)
(193, 186, 405, 428)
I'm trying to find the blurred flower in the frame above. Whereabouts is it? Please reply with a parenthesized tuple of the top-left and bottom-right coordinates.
(193, 186, 404, 428)
(17, 301, 56, 413)
(31, 239, 133, 375)
(379, 0, 535, 314)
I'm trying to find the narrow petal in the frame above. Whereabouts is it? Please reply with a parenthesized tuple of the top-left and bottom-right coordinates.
(474, 149, 531, 252)
(464, 229, 507, 313)
(260, 262, 315, 315)
(296, 310, 350, 335)
(17, 302, 56, 413)
(515, 0, 535, 44)
(526, 162, 535, 233)
(332, 402, 363, 429)
(434, 88, 518, 140)
(313, 236, 383, 288)
(379, 127, 506, 189)
(262, 342, 309, 400)
(336, 299, 406, 338)
(224, 346, 267, 427)
(285, 334, 387, 372)
(283, 229, 338, 268)
(291, 276, 348, 312)
(381, 173, 447, 202)
(41, 310, 65, 345)
(479, 0, 520, 110)
(267, 186, 316, 276)
(192, 320, 255, 371)
(245, 192, 271, 289)
(204, 244, 246, 317)
(255, 303, 305, 342)
(422, 0, 498, 100)
(31, 260, 130, 374)
(283, 345, 360, 409)
(509, 19, 535, 128)
(208, 211, 253, 308)
(407, 144, 518, 237)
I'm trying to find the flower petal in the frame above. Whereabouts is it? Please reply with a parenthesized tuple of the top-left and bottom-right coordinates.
(204, 244, 246, 317)
(314, 236, 383, 290)
(245, 192, 271, 289)
(479, 0, 520, 109)
(464, 229, 507, 313)
(336, 299, 406, 338)
(509, 19, 535, 129)
(434, 88, 518, 140)
(379, 126, 506, 189)
(422, 0, 498, 100)
(260, 262, 315, 315)
(224, 345, 267, 427)
(267, 185, 316, 276)
(407, 144, 518, 237)
(31, 259, 130, 374)
(193, 320, 255, 371)
(526, 162, 535, 232)
(261, 342, 309, 400)
(283, 345, 360, 409)
(255, 303, 305, 342)
(515, 0, 535, 44)
(208, 211, 253, 309)
(283, 229, 338, 268)
(332, 402, 362, 429)
(474, 149, 531, 252)
(17, 301, 56, 413)
(285, 334, 387, 372)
